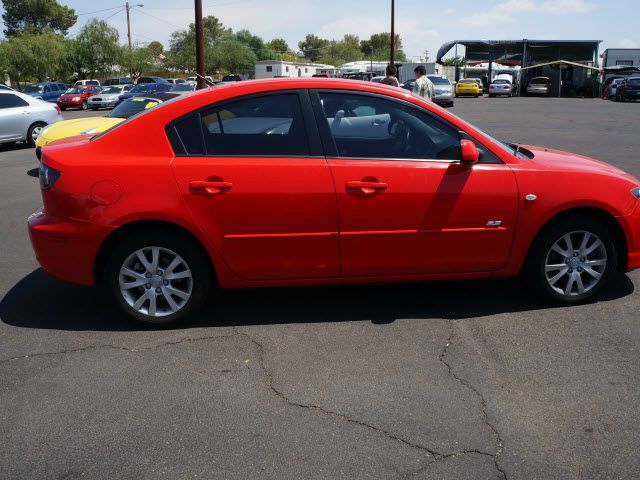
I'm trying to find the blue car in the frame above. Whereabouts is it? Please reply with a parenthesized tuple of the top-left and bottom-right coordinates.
(117, 83, 172, 104)
(22, 82, 67, 102)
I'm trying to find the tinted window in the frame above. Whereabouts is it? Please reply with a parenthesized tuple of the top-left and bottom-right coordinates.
(198, 93, 309, 156)
(318, 92, 461, 161)
(108, 97, 162, 119)
(629, 79, 640, 86)
(427, 76, 451, 85)
(43, 85, 51, 93)
(174, 114, 205, 155)
(0, 94, 29, 108)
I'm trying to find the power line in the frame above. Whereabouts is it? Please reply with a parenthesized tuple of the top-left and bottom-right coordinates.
(133, 9, 182, 29)
(76, 7, 123, 16)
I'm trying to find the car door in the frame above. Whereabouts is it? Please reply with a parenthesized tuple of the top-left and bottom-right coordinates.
(169, 90, 340, 280)
(0, 93, 31, 141)
(312, 90, 519, 276)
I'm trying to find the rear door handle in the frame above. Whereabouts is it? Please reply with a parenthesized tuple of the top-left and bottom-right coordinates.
(189, 180, 233, 196)
(345, 180, 387, 195)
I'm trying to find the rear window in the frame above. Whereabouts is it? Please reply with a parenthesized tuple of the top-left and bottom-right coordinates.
(427, 76, 450, 85)
(628, 79, 640, 86)
(459, 79, 476, 84)
(108, 97, 161, 118)
(531, 78, 549, 85)
(493, 79, 511, 84)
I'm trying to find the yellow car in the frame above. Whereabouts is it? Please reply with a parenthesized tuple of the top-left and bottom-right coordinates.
(35, 94, 178, 159)
(455, 79, 481, 98)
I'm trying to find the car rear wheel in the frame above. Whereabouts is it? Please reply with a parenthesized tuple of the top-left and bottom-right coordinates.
(524, 216, 616, 304)
(26, 122, 46, 147)
(103, 229, 211, 326)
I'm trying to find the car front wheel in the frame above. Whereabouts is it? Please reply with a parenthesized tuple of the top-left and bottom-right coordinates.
(103, 229, 211, 326)
(525, 216, 616, 303)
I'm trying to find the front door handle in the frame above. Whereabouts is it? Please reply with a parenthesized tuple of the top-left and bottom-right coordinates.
(345, 180, 387, 195)
(189, 180, 233, 196)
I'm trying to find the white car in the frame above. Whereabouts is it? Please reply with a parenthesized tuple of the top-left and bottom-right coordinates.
(0, 90, 63, 147)
(87, 85, 135, 110)
(74, 79, 101, 87)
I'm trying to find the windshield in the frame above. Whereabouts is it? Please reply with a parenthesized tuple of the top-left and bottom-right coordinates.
(23, 85, 43, 93)
(170, 84, 194, 92)
(107, 97, 161, 118)
(129, 84, 151, 93)
(629, 78, 640, 86)
(65, 87, 85, 94)
(101, 87, 121, 94)
(427, 76, 450, 85)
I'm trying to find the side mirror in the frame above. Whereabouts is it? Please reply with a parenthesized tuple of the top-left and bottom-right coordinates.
(460, 139, 479, 164)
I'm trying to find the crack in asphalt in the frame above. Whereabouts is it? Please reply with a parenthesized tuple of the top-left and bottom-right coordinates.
(0, 332, 239, 366)
(437, 320, 508, 480)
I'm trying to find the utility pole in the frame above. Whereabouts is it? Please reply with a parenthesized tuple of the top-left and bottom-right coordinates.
(125, 3, 143, 79)
(370, 45, 373, 74)
(390, 0, 395, 67)
(194, 0, 206, 90)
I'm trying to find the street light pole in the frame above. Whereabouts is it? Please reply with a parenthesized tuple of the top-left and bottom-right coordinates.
(390, 0, 395, 67)
(125, 3, 143, 79)
(194, 0, 206, 90)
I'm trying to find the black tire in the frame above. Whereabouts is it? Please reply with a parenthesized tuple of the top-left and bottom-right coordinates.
(102, 228, 211, 326)
(91, 107, 99, 111)
(26, 122, 46, 147)
(524, 215, 616, 304)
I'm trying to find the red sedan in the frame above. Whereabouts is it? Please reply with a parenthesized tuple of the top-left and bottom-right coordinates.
(30, 78, 640, 325)
(56, 85, 102, 111)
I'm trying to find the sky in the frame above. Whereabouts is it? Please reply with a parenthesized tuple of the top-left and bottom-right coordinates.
(2, 0, 639, 62)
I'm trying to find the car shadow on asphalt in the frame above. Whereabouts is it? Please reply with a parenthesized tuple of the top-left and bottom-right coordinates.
(0, 268, 635, 331)
(0, 142, 31, 153)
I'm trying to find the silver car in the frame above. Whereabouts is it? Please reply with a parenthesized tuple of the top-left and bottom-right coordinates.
(488, 79, 513, 97)
(87, 85, 134, 110)
(427, 75, 454, 108)
(527, 76, 551, 96)
(0, 90, 63, 147)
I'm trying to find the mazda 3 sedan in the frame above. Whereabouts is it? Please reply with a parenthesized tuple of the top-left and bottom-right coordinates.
(29, 78, 640, 325)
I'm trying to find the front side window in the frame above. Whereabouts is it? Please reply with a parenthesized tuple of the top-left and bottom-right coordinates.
(318, 92, 461, 161)
(0, 94, 29, 108)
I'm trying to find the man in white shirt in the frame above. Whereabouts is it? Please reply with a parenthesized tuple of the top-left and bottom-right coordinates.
(412, 65, 434, 100)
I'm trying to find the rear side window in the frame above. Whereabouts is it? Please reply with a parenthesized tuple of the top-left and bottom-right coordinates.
(169, 93, 310, 156)
(0, 94, 29, 108)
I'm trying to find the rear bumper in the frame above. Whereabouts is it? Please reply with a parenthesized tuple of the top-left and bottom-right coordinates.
(433, 92, 454, 105)
(28, 208, 113, 286)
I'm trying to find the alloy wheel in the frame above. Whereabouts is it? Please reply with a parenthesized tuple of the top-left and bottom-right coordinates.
(544, 230, 607, 296)
(118, 246, 193, 317)
(31, 125, 44, 142)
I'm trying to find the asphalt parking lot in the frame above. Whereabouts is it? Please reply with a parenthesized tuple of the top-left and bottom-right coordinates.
(1, 97, 639, 480)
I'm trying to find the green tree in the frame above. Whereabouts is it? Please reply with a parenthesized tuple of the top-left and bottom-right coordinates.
(0, 30, 70, 83)
(69, 19, 121, 79)
(298, 34, 328, 62)
(360, 33, 406, 62)
(266, 38, 289, 54)
(211, 39, 256, 74)
(129, 43, 159, 78)
(318, 35, 363, 66)
(442, 56, 465, 66)
(146, 40, 164, 58)
(166, 16, 229, 73)
(2, 0, 77, 36)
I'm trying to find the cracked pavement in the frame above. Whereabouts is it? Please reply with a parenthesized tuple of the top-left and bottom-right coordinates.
(2, 99, 640, 479)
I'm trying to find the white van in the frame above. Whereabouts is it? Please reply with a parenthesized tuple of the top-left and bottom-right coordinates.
(73, 79, 101, 87)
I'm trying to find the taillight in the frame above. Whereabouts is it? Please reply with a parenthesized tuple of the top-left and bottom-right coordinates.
(39, 161, 62, 190)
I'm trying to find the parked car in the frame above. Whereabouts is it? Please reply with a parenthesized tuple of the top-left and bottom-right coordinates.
(74, 79, 101, 87)
(29, 78, 640, 325)
(103, 77, 134, 86)
(56, 85, 103, 111)
(0, 84, 15, 91)
(427, 75, 454, 107)
(87, 85, 135, 110)
(221, 74, 243, 82)
(22, 82, 66, 102)
(166, 78, 187, 85)
(137, 76, 170, 85)
(527, 77, 551, 96)
(370, 76, 385, 83)
(488, 79, 513, 97)
(400, 78, 416, 92)
(615, 77, 640, 102)
(601, 77, 623, 99)
(186, 76, 215, 85)
(36, 93, 184, 157)
(170, 83, 196, 92)
(0, 90, 62, 146)
(117, 83, 172, 104)
(455, 78, 481, 97)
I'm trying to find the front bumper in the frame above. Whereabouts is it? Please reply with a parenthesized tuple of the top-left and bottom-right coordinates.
(57, 100, 83, 108)
(88, 99, 118, 108)
(28, 208, 114, 286)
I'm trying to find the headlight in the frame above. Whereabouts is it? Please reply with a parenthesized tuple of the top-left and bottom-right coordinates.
(632, 187, 640, 199)
(39, 162, 62, 190)
(72, 96, 81, 101)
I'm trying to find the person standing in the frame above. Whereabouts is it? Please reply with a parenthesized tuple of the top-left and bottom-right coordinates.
(380, 64, 400, 87)
(412, 65, 434, 101)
